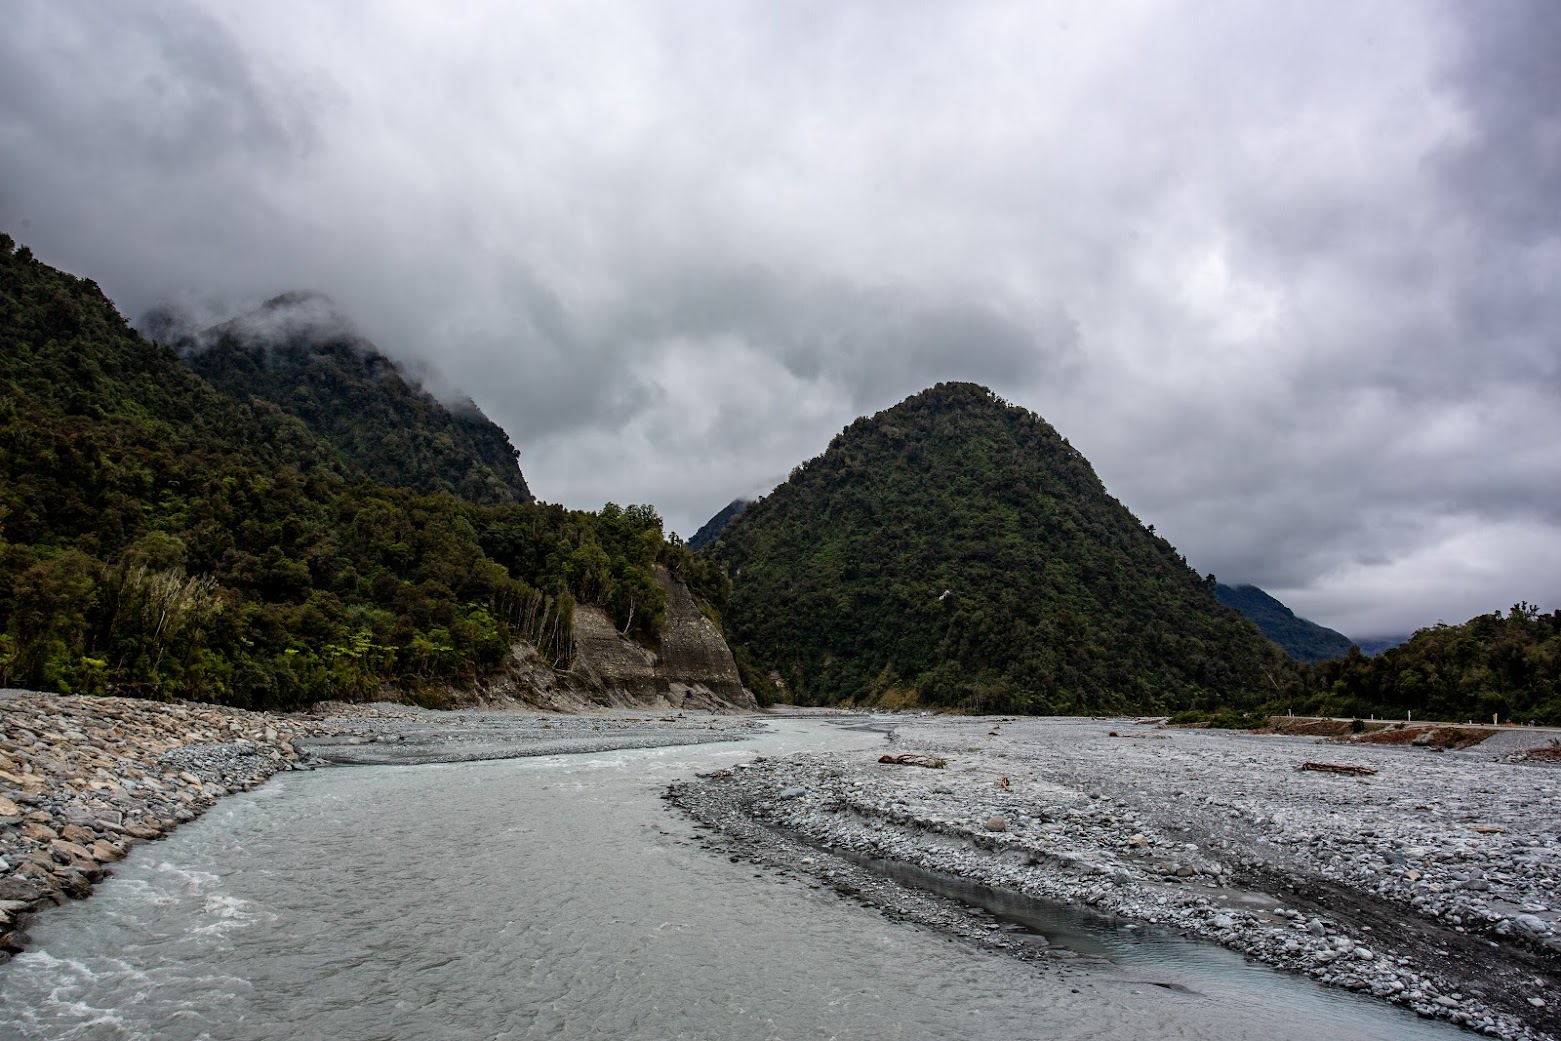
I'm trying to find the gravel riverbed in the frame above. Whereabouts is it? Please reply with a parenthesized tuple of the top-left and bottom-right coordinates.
(6, 692, 1556, 1038)
(670, 715, 1561, 1040)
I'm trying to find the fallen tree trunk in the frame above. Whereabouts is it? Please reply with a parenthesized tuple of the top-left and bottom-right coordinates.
(878, 753, 947, 769)
(1299, 761, 1378, 776)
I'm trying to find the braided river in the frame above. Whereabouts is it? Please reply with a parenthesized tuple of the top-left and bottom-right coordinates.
(0, 718, 1465, 1040)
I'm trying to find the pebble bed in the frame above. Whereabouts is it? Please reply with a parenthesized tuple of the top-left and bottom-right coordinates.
(671, 715, 1561, 1041)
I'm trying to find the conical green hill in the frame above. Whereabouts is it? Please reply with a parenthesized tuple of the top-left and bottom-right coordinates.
(712, 382, 1285, 714)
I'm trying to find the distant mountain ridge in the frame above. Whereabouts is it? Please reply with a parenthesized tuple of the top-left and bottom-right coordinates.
(687, 499, 750, 549)
(1353, 634, 1410, 656)
(708, 382, 1287, 714)
(1213, 583, 1355, 662)
(1211, 583, 1414, 660)
(180, 292, 531, 505)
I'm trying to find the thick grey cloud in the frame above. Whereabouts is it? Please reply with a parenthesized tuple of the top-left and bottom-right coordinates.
(1434, 2, 1561, 241)
(2, 0, 1557, 639)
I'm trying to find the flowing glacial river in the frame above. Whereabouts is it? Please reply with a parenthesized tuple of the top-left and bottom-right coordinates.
(0, 718, 1466, 1041)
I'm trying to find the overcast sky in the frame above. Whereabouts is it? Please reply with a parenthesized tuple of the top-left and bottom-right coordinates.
(3, 1, 1558, 639)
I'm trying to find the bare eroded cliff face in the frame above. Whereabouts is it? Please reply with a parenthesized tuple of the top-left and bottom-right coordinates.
(389, 568, 756, 713)
(567, 568, 756, 711)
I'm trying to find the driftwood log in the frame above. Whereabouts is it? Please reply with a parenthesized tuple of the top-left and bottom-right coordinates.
(878, 753, 947, 769)
(1299, 761, 1378, 776)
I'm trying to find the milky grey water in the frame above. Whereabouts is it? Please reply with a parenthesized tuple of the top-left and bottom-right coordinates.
(0, 718, 1465, 1041)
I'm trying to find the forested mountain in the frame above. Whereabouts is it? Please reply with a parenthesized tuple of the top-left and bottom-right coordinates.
(1297, 605, 1560, 724)
(181, 292, 531, 505)
(687, 499, 750, 549)
(708, 382, 1289, 714)
(10, 236, 1549, 722)
(1214, 583, 1355, 662)
(0, 236, 702, 708)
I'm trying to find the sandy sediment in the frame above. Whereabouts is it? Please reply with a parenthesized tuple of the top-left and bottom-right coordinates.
(0, 691, 760, 959)
(669, 715, 1561, 1041)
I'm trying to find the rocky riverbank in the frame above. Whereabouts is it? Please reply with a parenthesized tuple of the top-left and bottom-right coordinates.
(0, 691, 323, 958)
(669, 715, 1560, 1041)
(0, 691, 761, 960)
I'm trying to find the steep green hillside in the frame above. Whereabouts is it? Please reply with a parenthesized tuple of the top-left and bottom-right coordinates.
(0, 245, 343, 555)
(0, 236, 677, 708)
(1215, 583, 1355, 662)
(184, 292, 530, 505)
(711, 382, 1288, 714)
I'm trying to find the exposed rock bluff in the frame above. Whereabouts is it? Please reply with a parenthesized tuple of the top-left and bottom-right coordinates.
(450, 568, 757, 713)
(570, 568, 756, 711)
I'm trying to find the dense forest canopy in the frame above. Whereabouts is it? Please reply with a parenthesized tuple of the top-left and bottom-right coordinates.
(0, 235, 704, 708)
(708, 382, 1291, 715)
(1292, 604, 1561, 724)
